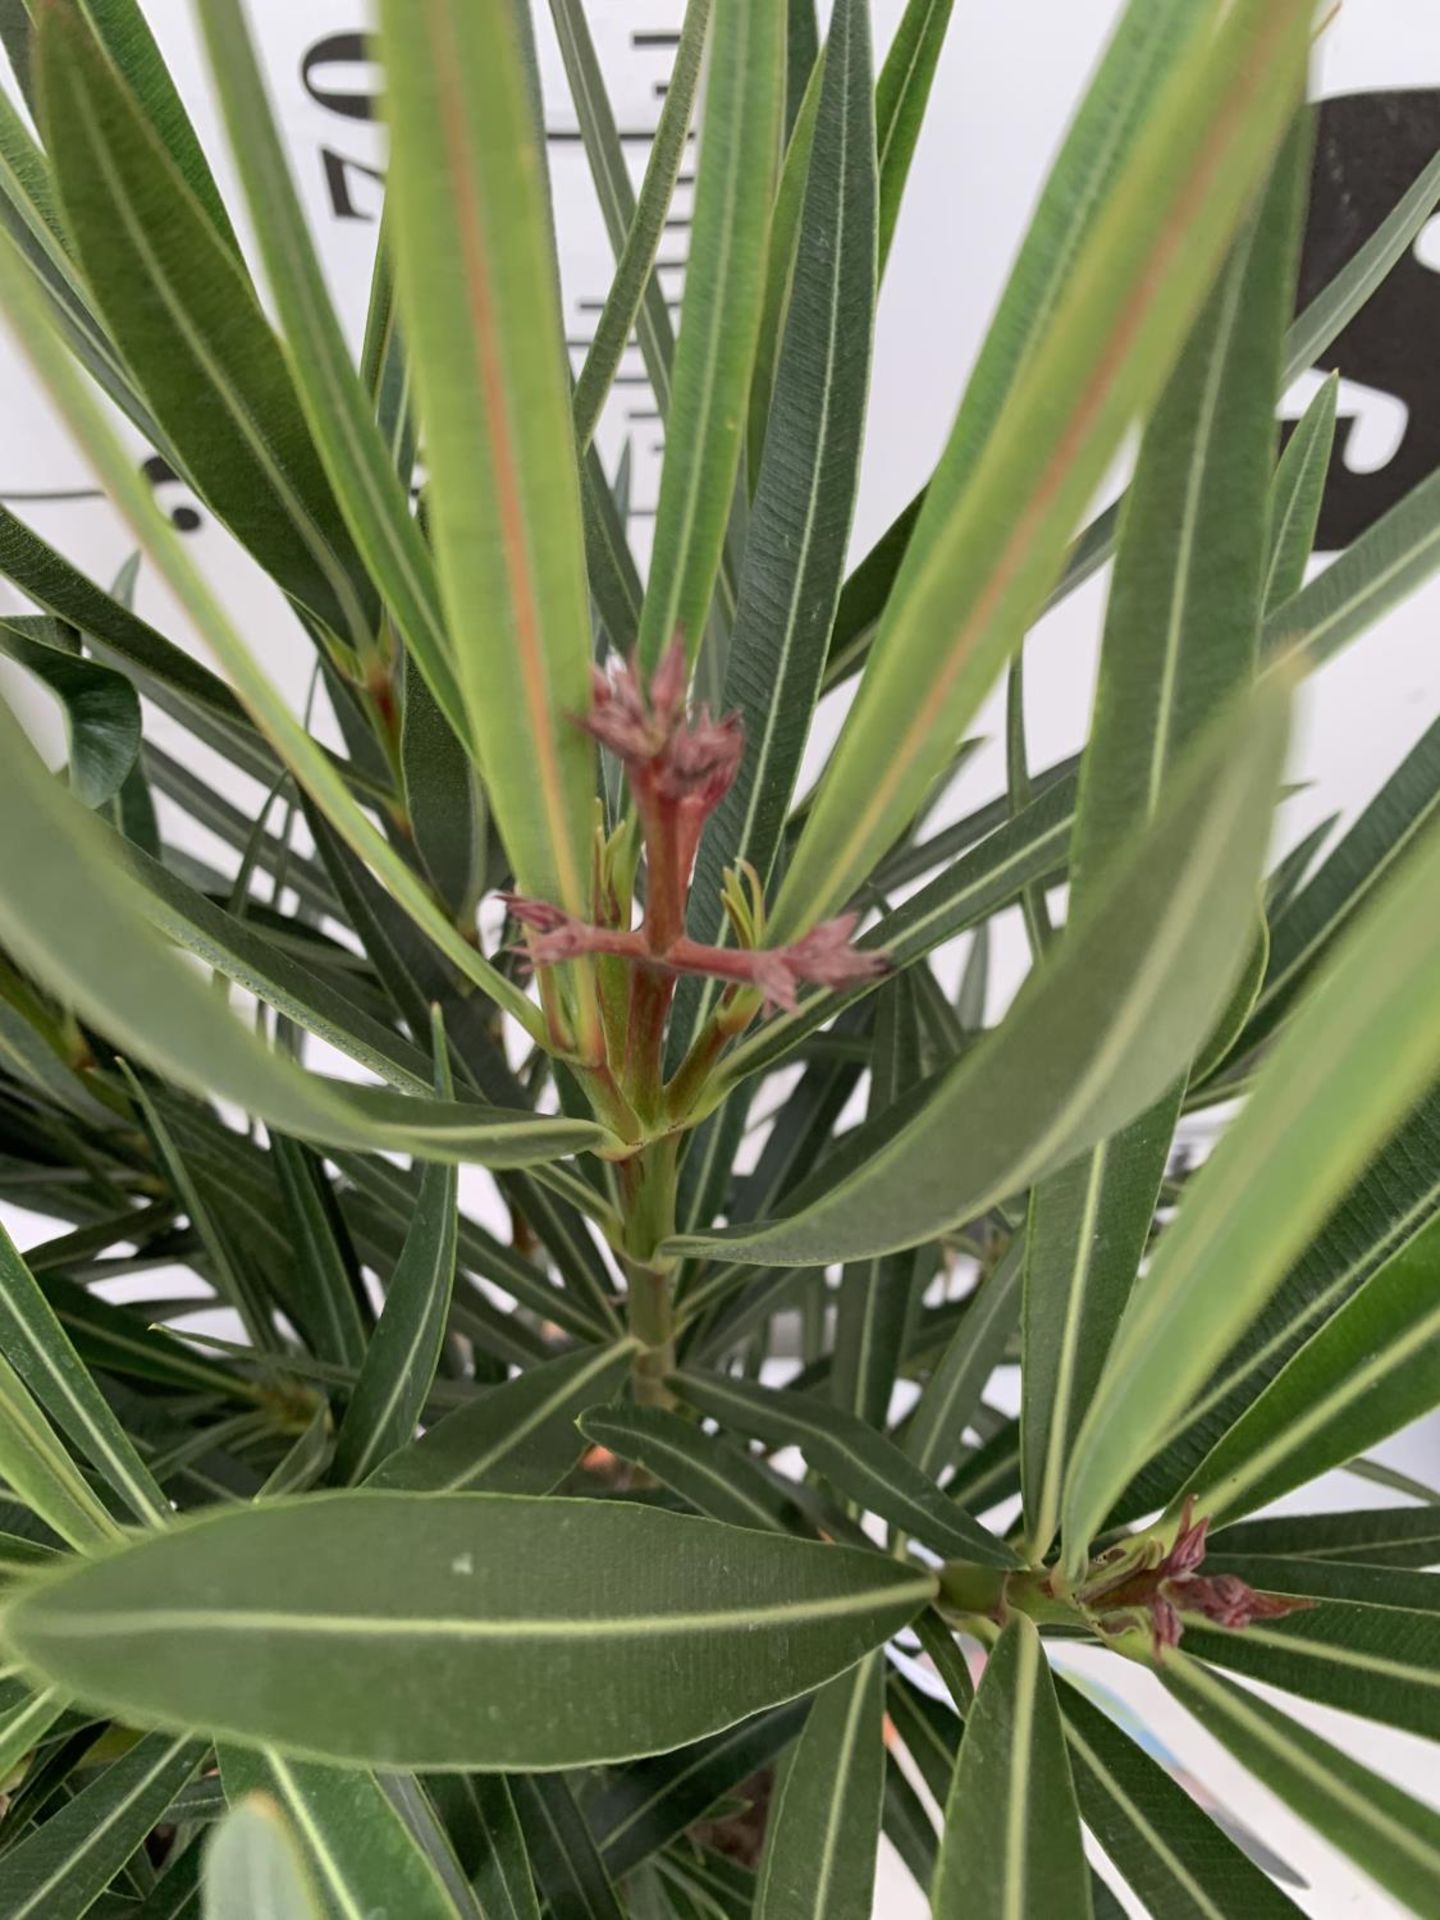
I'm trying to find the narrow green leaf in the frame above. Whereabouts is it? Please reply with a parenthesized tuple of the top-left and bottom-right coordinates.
(1162, 1653, 1440, 1916)
(833, 977, 923, 1427)
(0, 1347, 121, 1553)
(36, 4, 365, 645)
(932, 1618, 1091, 1919)
(0, 696, 609, 1164)
(0, 616, 140, 808)
(1063, 799, 1440, 1564)
(0, 1219, 167, 1528)
(271, 1140, 369, 1375)
(378, 0, 597, 931)
(197, 0, 464, 739)
(399, 643, 483, 919)
(673, 679, 1289, 1264)
(671, 1369, 1017, 1567)
(577, 1403, 802, 1534)
(1210, 1506, 1440, 1569)
(1056, 1675, 1303, 1919)
(218, 1748, 456, 1920)
(773, 0, 1310, 936)
(0, 1686, 67, 1782)
(1263, 374, 1339, 615)
(0, 1494, 935, 1770)
(332, 1059, 460, 1486)
(424, 1773, 538, 1920)
(636, 0, 785, 669)
(1177, 1209, 1440, 1529)
(905, 1238, 1024, 1483)
(0, 1729, 196, 1920)
(684, 0, 876, 1020)
(515, 1773, 622, 1920)
(756, 1656, 883, 1920)
(258, 1407, 333, 1502)
(1198, 1556, 1440, 1610)
(747, 51, 820, 473)
(203, 1795, 322, 1920)
(367, 1340, 636, 1494)
(875, 0, 955, 273)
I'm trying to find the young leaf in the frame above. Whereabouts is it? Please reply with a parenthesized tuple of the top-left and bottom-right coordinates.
(377, 0, 597, 930)
(0, 1731, 197, 1920)
(875, 0, 955, 273)
(1263, 374, 1339, 615)
(756, 1656, 883, 1920)
(671, 1369, 1017, 1567)
(366, 1340, 636, 1494)
(772, 0, 1308, 938)
(672, 678, 1289, 1264)
(1056, 1675, 1303, 1918)
(1063, 803, 1440, 1566)
(1, 1494, 935, 1770)
(1161, 1653, 1440, 1916)
(932, 1619, 1091, 1919)
(0, 696, 609, 1164)
(1176, 1209, 1440, 1529)
(635, 0, 785, 670)
(0, 1219, 168, 1529)
(203, 1795, 322, 1920)
(218, 1748, 457, 1920)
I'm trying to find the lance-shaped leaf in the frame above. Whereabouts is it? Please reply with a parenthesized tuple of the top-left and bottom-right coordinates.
(771, 0, 1308, 939)
(1055, 1675, 1304, 1919)
(219, 1748, 457, 1920)
(515, 1773, 622, 1920)
(1176, 1209, 1440, 1530)
(635, 0, 784, 670)
(578, 1403, 802, 1534)
(1020, 121, 1307, 1560)
(1263, 374, 1339, 616)
(424, 1774, 538, 1920)
(197, 0, 464, 741)
(36, 4, 365, 646)
(671, 1369, 1017, 1566)
(0, 1347, 121, 1553)
(1210, 1506, 1440, 1570)
(1161, 1653, 1440, 1916)
(377, 0, 596, 929)
(756, 1656, 883, 1920)
(0, 1219, 167, 1529)
(0, 696, 609, 1165)
(0, 1493, 935, 1770)
(685, 0, 876, 1008)
(1063, 803, 1440, 1566)
(0, 615, 140, 808)
(875, 0, 955, 273)
(367, 1340, 636, 1494)
(0, 1730, 197, 1920)
(0, 1686, 67, 1784)
(932, 1618, 1091, 1919)
(204, 1794, 323, 1920)
(272, 1139, 370, 1375)
(670, 678, 1289, 1266)
(905, 1239, 1024, 1483)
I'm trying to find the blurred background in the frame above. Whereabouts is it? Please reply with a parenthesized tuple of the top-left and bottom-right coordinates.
(0, 4, 1435, 1910)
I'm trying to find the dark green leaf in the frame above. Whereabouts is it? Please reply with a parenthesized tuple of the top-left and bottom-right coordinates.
(756, 1656, 883, 1920)
(1263, 373, 1339, 615)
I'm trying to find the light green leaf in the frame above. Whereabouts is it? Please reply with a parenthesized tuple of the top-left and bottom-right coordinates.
(0, 1219, 167, 1528)
(577, 1403, 804, 1534)
(378, 0, 597, 941)
(671, 1369, 1017, 1567)
(218, 1748, 456, 1920)
(203, 1795, 322, 1920)
(197, 0, 464, 740)
(1063, 801, 1440, 1566)
(756, 1656, 883, 1920)
(367, 1340, 636, 1494)
(635, 0, 784, 670)
(36, 3, 365, 646)
(0, 1729, 197, 1920)
(1177, 1209, 1440, 1530)
(1056, 1675, 1303, 1919)
(0, 1686, 67, 1783)
(932, 1618, 1091, 1919)
(772, 0, 1310, 937)
(1210, 1506, 1440, 1569)
(1263, 374, 1339, 616)
(684, 0, 876, 1023)
(333, 1051, 460, 1486)
(673, 678, 1289, 1264)
(0, 1494, 935, 1770)
(0, 1346, 122, 1553)
(0, 615, 140, 808)
(0, 696, 610, 1164)
(875, 0, 955, 273)
(1161, 1653, 1440, 1916)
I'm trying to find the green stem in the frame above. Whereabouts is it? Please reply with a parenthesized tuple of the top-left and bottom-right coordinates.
(619, 1135, 679, 1406)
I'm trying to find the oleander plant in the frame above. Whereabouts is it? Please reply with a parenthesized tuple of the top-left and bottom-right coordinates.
(0, 0, 1435, 1912)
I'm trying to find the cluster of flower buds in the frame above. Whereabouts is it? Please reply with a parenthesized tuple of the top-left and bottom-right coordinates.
(501, 642, 887, 1018)
(1079, 1498, 1312, 1656)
